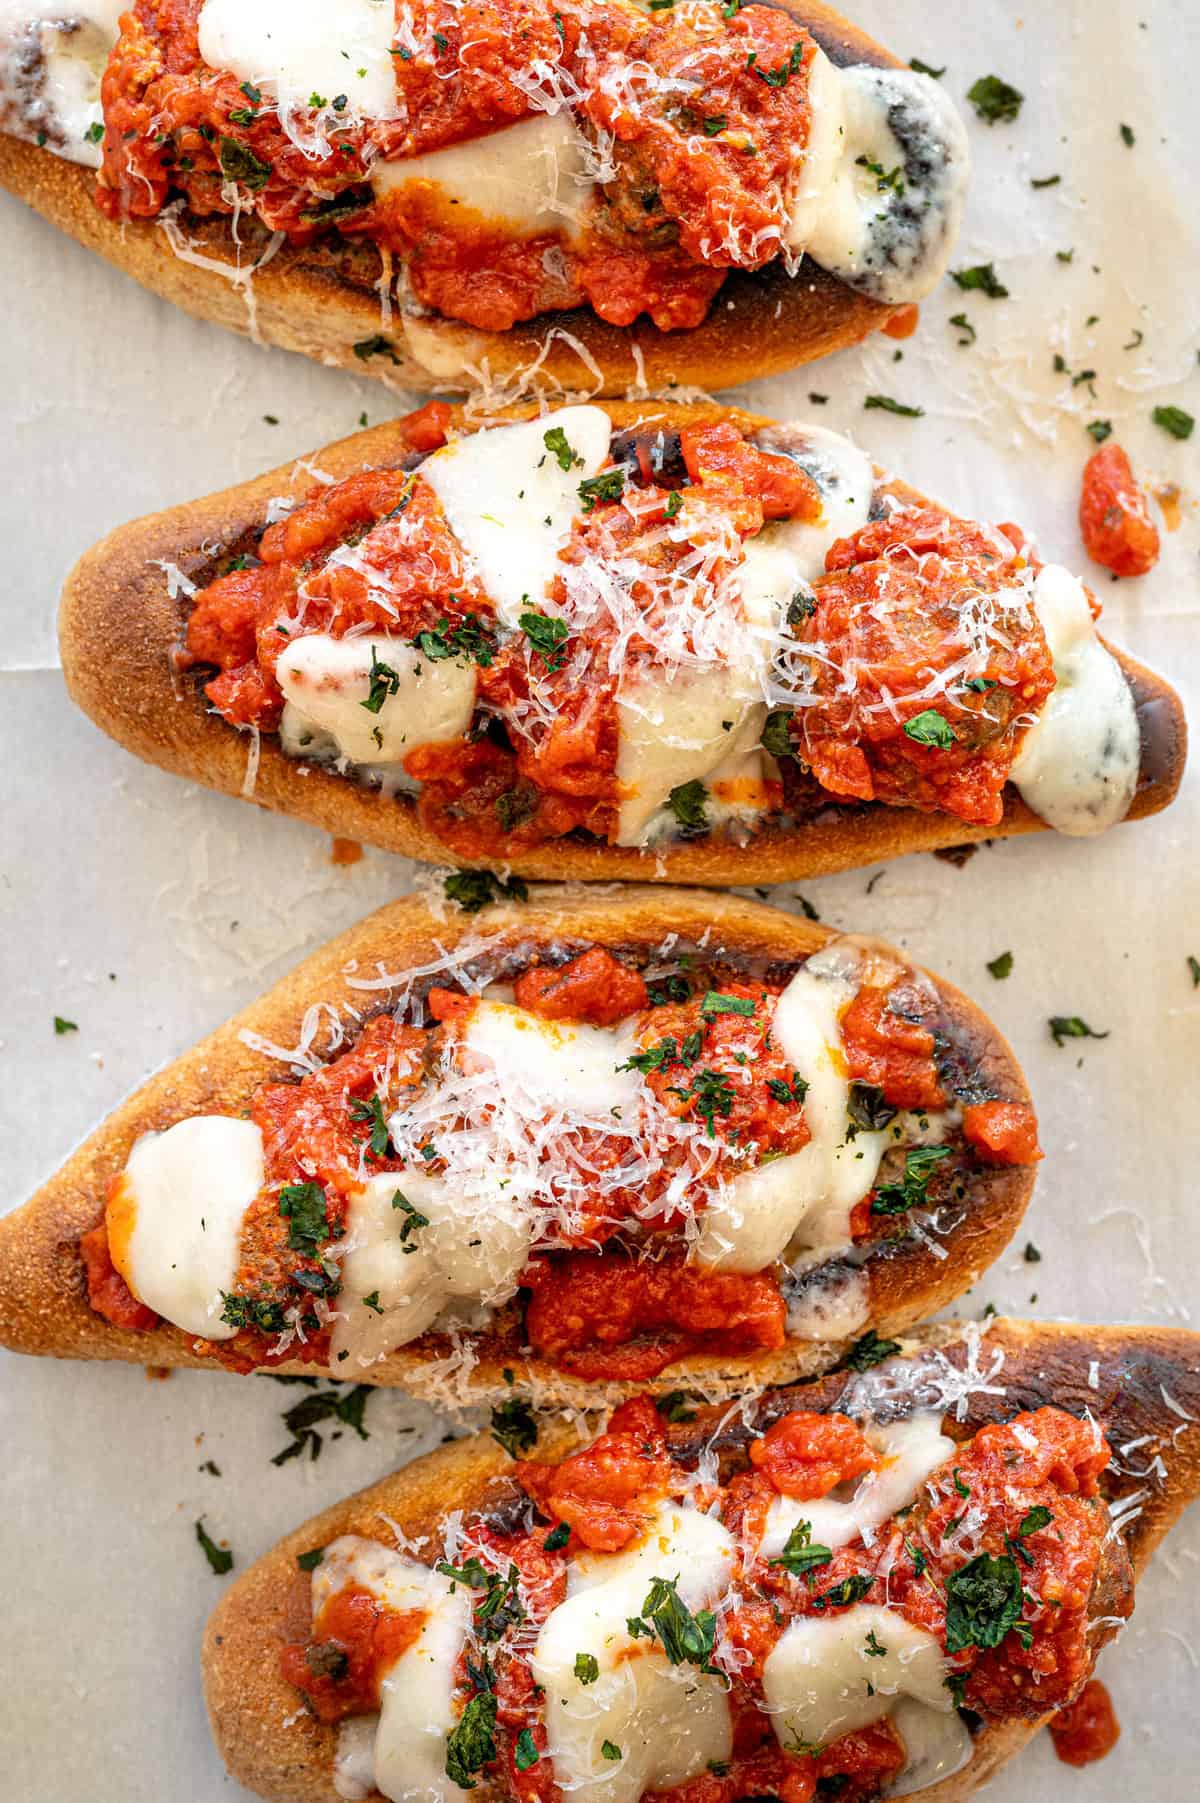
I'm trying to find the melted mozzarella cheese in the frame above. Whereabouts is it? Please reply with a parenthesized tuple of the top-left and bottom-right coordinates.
(375, 113, 593, 239)
(763, 948, 889, 1251)
(888, 1695, 973, 1796)
(788, 53, 969, 305)
(615, 667, 766, 846)
(0, 3, 123, 166)
(421, 406, 613, 626)
(463, 1000, 642, 1118)
(197, 0, 400, 127)
(749, 425, 874, 583)
(762, 1605, 952, 1748)
(334, 1002, 643, 1366)
(1011, 563, 1139, 835)
(315, 1537, 472, 1803)
(696, 955, 954, 1282)
(331, 1164, 535, 1367)
(276, 633, 477, 766)
(533, 1504, 735, 1803)
(109, 1117, 263, 1339)
(758, 1413, 953, 1559)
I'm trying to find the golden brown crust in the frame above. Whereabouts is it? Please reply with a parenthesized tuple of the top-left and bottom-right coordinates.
(201, 1318, 1200, 1803)
(57, 398, 1188, 886)
(0, 885, 1035, 1404)
(0, 4, 902, 398)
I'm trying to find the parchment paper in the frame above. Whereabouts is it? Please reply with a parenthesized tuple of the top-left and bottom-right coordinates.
(1, 2, 1197, 1797)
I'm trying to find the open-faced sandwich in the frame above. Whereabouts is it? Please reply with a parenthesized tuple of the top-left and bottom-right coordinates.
(0, 887, 1041, 1402)
(203, 1317, 1200, 1802)
(61, 400, 1186, 885)
(0, 2, 967, 394)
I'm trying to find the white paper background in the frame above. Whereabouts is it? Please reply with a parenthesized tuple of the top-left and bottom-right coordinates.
(2, 2, 1198, 1797)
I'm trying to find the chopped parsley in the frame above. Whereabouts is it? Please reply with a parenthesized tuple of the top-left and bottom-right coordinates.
(944, 1552, 1023, 1652)
(278, 1181, 331, 1252)
(543, 426, 582, 471)
(864, 394, 924, 419)
(578, 468, 626, 512)
(966, 75, 1024, 125)
(195, 1518, 233, 1575)
(1019, 1504, 1054, 1537)
(296, 1546, 325, 1571)
(811, 1574, 875, 1611)
(871, 1145, 953, 1216)
(761, 707, 796, 758)
(667, 1067, 735, 1135)
(952, 263, 1009, 299)
(787, 591, 816, 627)
(753, 40, 806, 88)
(903, 709, 955, 749)
(619, 1029, 703, 1075)
(1152, 405, 1194, 441)
(444, 1685, 498, 1789)
(769, 1518, 833, 1578)
(909, 56, 946, 78)
(667, 778, 708, 832)
(361, 1291, 384, 1314)
(542, 1522, 571, 1551)
(437, 1560, 526, 1643)
(84, 121, 104, 144)
(391, 1190, 428, 1251)
(520, 610, 571, 671)
(845, 1329, 901, 1371)
(574, 1651, 600, 1684)
(514, 1729, 540, 1771)
(1087, 419, 1113, 444)
(701, 991, 757, 1017)
(219, 1292, 287, 1334)
(986, 950, 1013, 980)
(272, 1383, 372, 1465)
(352, 334, 401, 365)
(664, 490, 683, 519)
(856, 154, 905, 194)
(1119, 123, 1135, 147)
(1188, 955, 1200, 988)
(53, 1015, 78, 1035)
(491, 1398, 538, 1459)
(1024, 1241, 1042, 1263)
(864, 1630, 888, 1657)
(949, 312, 976, 346)
(767, 1072, 809, 1108)
(601, 1741, 622, 1762)
(1048, 1015, 1109, 1047)
(218, 137, 272, 190)
(443, 870, 529, 913)
(361, 646, 401, 713)
(412, 615, 497, 667)
(629, 1575, 718, 1668)
(656, 1391, 698, 1423)
(349, 1093, 391, 1159)
(703, 115, 727, 136)
(1031, 173, 1061, 188)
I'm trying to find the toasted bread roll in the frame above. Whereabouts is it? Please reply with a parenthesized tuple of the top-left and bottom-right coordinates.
(0, 886, 1039, 1404)
(0, 3, 956, 394)
(202, 1318, 1200, 1803)
(58, 399, 1186, 885)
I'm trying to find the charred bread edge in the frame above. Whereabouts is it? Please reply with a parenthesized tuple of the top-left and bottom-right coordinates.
(0, 885, 1035, 1402)
(201, 1318, 1200, 1803)
(57, 397, 1188, 886)
(0, 3, 905, 398)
